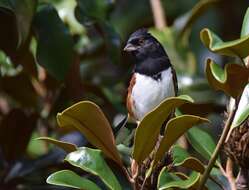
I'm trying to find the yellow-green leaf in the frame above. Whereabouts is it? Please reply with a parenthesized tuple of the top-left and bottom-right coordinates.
(57, 101, 122, 166)
(133, 95, 194, 165)
(201, 28, 249, 58)
(153, 115, 209, 166)
(36, 137, 77, 153)
(158, 167, 201, 190)
(206, 59, 249, 98)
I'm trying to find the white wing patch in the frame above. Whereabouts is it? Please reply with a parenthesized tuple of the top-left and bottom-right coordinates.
(131, 68, 175, 121)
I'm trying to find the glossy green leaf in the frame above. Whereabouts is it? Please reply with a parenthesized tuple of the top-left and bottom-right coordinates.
(153, 115, 209, 165)
(47, 170, 101, 190)
(186, 127, 220, 164)
(241, 7, 249, 37)
(34, 4, 74, 80)
(133, 95, 194, 165)
(231, 84, 249, 129)
(57, 101, 122, 166)
(65, 147, 121, 190)
(36, 137, 77, 153)
(201, 28, 249, 58)
(158, 167, 200, 190)
(206, 59, 249, 97)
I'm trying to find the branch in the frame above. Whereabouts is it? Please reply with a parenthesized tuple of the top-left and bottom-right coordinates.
(197, 106, 237, 190)
(150, 0, 167, 30)
(226, 158, 236, 190)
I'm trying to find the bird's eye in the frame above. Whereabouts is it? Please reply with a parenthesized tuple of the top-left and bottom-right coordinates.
(139, 38, 144, 44)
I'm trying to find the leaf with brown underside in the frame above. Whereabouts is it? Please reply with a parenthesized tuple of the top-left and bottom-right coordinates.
(153, 115, 209, 166)
(57, 101, 122, 166)
(133, 95, 194, 165)
(206, 59, 249, 98)
(36, 137, 77, 153)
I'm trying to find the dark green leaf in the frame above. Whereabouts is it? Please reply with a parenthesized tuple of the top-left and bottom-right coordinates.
(172, 145, 189, 165)
(186, 127, 220, 165)
(65, 147, 121, 190)
(34, 4, 74, 80)
(47, 170, 101, 190)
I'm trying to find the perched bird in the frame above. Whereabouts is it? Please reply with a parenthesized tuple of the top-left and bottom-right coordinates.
(124, 28, 178, 121)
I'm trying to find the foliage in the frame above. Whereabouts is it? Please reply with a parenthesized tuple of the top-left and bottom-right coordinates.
(0, 0, 249, 190)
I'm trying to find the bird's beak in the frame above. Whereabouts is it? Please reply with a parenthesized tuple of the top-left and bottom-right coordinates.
(123, 43, 136, 52)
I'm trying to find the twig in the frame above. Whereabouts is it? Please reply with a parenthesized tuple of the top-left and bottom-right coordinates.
(150, 0, 167, 30)
(197, 106, 237, 190)
(226, 158, 236, 190)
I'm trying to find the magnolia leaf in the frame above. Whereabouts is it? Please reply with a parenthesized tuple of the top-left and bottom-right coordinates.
(206, 59, 249, 98)
(153, 115, 208, 166)
(201, 28, 249, 58)
(241, 7, 249, 37)
(65, 147, 121, 190)
(177, 157, 205, 173)
(186, 127, 220, 165)
(47, 170, 101, 190)
(34, 4, 74, 81)
(133, 95, 194, 165)
(158, 167, 201, 190)
(231, 84, 249, 129)
(36, 137, 77, 153)
(172, 145, 189, 164)
(57, 101, 122, 166)
(173, 146, 205, 173)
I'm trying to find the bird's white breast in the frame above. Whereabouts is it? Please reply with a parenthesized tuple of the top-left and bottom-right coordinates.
(131, 68, 175, 121)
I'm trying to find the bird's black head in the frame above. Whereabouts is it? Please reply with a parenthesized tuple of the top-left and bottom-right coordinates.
(124, 28, 171, 76)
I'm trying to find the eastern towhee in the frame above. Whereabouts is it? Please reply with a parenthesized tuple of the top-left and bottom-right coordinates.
(124, 28, 178, 122)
